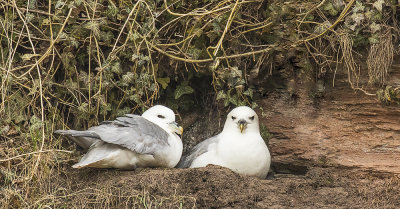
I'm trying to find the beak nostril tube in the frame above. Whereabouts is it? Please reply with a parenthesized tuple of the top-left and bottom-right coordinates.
(238, 119, 247, 125)
(238, 119, 247, 133)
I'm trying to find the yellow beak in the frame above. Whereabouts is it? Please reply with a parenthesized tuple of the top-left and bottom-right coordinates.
(169, 122, 183, 136)
(240, 124, 245, 133)
(178, 126, 183, 135)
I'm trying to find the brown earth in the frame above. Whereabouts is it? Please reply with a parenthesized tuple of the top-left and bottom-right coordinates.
(40, 165, 399, 208)
(11, 68, 400, 208)
(264, 72, 400, 175)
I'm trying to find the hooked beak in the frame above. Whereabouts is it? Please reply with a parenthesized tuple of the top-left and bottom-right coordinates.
(238, 119, 247, 133)
(169, 122, 183, 136)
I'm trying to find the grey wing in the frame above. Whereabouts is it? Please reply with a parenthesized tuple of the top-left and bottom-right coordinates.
(71, 141, 134, 169)
(54, 130, 99, 151)
(94, 115, 170, 154)
(55, 114, 170, 155)
(177, 135, 220, 168)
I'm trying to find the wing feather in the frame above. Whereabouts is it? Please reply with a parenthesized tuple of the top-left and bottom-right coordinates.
(177, 135, 220, 168)
(55, 114, 170, 155)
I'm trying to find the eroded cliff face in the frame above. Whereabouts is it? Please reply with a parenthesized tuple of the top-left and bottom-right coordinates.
(263, 65, 400, 174)
(180, 64, 400, 175)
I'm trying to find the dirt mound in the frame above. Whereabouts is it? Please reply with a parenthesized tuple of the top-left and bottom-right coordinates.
(35, 163, 399, 208)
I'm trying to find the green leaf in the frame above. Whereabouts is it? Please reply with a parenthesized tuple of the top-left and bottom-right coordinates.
(216, 90, 227, 100)
(106, 1, 118, 18)
(84, 21, 100, 38)
(373, 0, 384, 12)
(243, 88, 253, 99)
(122, 72, 135, 85)
(188, 47, 202, 60)
(174, 81, 194, 99)
(42, 18, 51, 25)
(55, 0, 65, 9)
(78, 102, 88, 113)
(224, 98, 230, 107)
(323, 3, 338, 16)
(21, 54, 40, 61)
(157, 77, 170, 89)
(229, 67, 242, 78)
(368, 34, 379, 44)
(111, 62, 121, 75)
(74, 0, 83, 6)
(100, 103, 112, 115)
(100, 31, 114, 44)
(29, 115, 43, 132)
(228, 94, 239, 106)
(352, 1, 365, 13)
(370, 22, 381, 33)
(211, 21, 221, 35)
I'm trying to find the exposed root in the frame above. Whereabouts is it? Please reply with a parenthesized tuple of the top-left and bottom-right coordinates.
(338, 32, 360, 89)
(367, 28, 394, 85)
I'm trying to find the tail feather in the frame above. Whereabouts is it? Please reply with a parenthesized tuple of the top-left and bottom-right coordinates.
(54, 129, 99, 138)
(72, 142, 117, 169)
(54, 129, 99, 151)
(72, 159, 107, 169)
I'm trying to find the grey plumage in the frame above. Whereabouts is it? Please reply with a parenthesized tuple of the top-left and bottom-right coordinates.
(72, 141, 124, 169)
(177, 135, 219, 168)
(53, 131, 98, 151)
(55, 105, 183, 169)
(55, 114, 169, 155)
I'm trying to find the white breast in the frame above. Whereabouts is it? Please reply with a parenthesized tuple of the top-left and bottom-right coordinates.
(189, 131, 270, 178)
(154, 133, 183, 168)
(217, 132, 271, 178)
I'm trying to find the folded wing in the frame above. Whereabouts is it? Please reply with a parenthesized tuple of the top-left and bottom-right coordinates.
(177, 135, 219, 168)
(55, 114, 170, 155)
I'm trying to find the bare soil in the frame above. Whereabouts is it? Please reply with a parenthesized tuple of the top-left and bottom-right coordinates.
(46, 164, 399, 208)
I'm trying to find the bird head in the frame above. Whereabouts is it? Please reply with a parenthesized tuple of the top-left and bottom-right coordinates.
(142, 105, 176, 123)
(142, 105, 183, 136)
(223, 106, 259, 134)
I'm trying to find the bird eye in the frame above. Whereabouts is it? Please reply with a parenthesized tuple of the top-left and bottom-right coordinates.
(249, 116, 255, 120)
(231, 116, 236, 120)
(157, 115, 165, 119)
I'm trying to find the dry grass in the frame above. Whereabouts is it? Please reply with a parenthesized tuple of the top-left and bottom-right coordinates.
(367, 28, 394, 85)
(0, 0, 399, 207)
(0, 0, 276, 207)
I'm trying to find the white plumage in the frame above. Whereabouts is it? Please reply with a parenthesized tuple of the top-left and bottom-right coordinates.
(55, 105, 183, 169)
(178, 106, 271, 178)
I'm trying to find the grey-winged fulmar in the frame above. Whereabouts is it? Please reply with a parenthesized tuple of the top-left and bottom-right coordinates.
(178, 106, 271, 179)
(55, 105, 183, 169)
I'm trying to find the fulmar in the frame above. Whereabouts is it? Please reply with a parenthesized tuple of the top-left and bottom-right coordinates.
(55, 105, 183, 169)
(178, 106, 270, 178)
